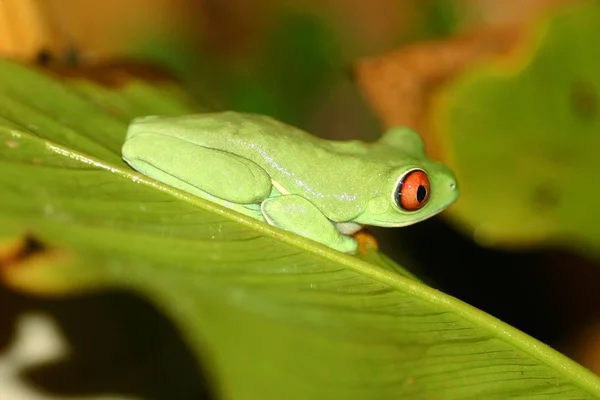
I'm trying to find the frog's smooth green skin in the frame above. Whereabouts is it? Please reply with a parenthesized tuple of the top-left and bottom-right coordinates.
(122, 111, 458, 254)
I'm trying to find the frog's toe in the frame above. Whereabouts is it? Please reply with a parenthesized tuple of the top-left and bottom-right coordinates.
(352, 230, 379, 255)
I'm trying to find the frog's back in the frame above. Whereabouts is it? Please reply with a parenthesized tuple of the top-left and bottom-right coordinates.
(135, 111, 377, 165)
(177, 111, 325, 153)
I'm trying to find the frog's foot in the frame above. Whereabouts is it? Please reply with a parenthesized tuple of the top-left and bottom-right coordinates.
(261, 195, 358, 254)
(351, 229, 379, 256)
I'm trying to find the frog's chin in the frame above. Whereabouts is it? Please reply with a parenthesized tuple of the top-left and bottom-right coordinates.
(370, 208, 447, 228)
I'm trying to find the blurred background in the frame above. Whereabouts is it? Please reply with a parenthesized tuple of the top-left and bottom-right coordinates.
(2, 0, 600, 398)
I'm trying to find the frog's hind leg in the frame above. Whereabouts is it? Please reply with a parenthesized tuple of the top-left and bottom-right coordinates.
(261, 195, 358, 254)
(122, 132, 273, 205)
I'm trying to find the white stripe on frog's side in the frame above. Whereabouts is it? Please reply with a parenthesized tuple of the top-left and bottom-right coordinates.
(335, 222, 363, 235)
(271, 179, 290, 196)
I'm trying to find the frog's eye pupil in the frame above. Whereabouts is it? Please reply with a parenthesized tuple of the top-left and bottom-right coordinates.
(396, 169, 431, 211)
(417, 185, 427, 203)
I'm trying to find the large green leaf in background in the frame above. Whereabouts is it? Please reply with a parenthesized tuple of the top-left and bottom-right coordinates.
(434, 2, 600, 258)
(1, 61, 600, 399)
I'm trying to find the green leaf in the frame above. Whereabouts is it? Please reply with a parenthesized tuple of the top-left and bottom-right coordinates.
(434, 2, 600, 258)
(1, 60, 599, 399)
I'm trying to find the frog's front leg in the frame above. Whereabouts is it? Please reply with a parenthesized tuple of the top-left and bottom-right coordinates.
(261, 195, 358, 254)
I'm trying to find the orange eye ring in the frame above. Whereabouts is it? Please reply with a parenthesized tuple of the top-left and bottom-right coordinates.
(396, 169, 430, 211)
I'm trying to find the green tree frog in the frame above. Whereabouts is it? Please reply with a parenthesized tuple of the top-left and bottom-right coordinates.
(122, 111, 458, 254)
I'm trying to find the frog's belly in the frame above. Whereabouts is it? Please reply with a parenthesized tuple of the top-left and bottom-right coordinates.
(335, 222, 362, 235)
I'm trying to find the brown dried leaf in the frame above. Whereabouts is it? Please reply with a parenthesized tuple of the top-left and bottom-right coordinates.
(354, 1, 581, 159)
(0, 0, 74, 66)
(354, 25, 522, 158)
(0, 234, 72, 294)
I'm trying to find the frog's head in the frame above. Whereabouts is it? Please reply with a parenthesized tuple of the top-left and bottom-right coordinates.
(356, 161, 458, 227)
(353, 127, 459, 227)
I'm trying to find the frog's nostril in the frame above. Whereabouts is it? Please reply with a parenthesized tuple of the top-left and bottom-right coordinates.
(449, 181, 457, 190)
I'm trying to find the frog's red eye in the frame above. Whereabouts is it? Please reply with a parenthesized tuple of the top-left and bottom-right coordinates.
(396, 170, 430, 211)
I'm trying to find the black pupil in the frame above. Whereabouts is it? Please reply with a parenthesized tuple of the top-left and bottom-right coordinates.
(417, 185, 427, 203)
